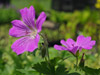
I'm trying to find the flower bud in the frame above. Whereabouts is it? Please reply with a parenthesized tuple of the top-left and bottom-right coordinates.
(79, 53, 85, 68)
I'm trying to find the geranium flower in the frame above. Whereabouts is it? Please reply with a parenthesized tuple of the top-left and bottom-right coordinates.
(54, 35, 96, 55)
(9, 6, 46, 55)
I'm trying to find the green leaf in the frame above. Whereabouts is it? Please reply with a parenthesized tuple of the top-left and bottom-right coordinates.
(50, 57, 61, 66)
(16, 67, 39, 75)
(82, 66, 100, 75)
(33, 57, 61, 75)
(67, 72, 80, 75)
(33, 61, 52, 75)
(55, 64, 68, 75)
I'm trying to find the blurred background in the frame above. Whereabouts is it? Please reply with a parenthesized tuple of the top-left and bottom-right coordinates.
(0, 0, 100, 75)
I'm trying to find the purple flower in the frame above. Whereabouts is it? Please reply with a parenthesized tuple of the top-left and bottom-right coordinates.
(9, 6, 46, 55)
(54, 35, 96, 55)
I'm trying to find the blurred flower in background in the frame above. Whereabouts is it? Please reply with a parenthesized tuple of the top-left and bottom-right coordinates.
(95, 0, 100, 8)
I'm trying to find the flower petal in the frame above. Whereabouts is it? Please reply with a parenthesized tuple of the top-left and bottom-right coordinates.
(60, 40, 67, 47)
(54, 45, 67, 50)
(76, 35, 85, 46)
(82, 40, 96, 50)
(76, 35, 95, 50)
(71, 46, 78, 54)
(11, 37, 30, 55)
(9, 20, 31, 37)
(66, 38, 75, 47)
(20, 6, 35, 29)
(76, 35, 91, 46)
(11, 34, 40, 55)
(27, 34, 40, 52)
(36, 12, 46, 32)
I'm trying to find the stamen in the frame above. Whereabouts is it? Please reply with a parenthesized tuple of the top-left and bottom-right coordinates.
(30, 29, 37, 39)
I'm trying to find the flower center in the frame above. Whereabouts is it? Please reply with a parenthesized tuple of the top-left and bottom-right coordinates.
(30, 29, 37, 39)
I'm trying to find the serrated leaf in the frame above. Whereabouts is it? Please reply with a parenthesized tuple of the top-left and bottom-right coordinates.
(50, 57, 61, 66)
(33, 61, 52, 75)
(33, 57, 61, 75)
(55, 64, 68, 75)
(16, 68, 39, 75)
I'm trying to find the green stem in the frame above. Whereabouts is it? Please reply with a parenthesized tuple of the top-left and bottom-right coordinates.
(76, 56, 78, 71)
(46, 47, 50, 61)
(45, 57, 48, 63)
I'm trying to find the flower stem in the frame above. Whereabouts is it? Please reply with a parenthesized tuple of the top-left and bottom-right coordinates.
(76, 56, 78, 71)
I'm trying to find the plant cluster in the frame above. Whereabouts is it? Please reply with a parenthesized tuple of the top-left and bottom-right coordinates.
(7, 6, 100, 75)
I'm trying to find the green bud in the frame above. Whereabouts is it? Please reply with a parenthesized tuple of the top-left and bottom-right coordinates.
(39, 33, 48, 58)
(41, 43, 47, 58)
(79, 53, 85, 68)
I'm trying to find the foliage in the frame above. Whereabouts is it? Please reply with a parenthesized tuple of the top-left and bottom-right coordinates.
(82, 66, 100, 75)
(0, 0, 51, 24)
(0, 8, 20, 24)
(42, 29, 64, 42)
(49, 9, 100, 38)
(0, 24, 100, 74)
(46, 9, 100, 51)
(12, 0, 51, 14)
(0, 0, 100, 75)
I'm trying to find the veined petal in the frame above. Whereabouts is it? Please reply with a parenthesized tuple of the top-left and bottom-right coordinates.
(11, 20, 28, 28)
(82, 36, 91, 45)
(54, 45, 67, 50)
(11, 36, 30, 55)
(36, 12, 46, 32)
(20, 6, 35, 29)
(9, 20, 31, 37)
(27, 34, 40, 52)
(66, 38, 75, 47)
(76, 35, 85, 46)
(60, 40, 70, 48)
(11, 34, 40, 55)
(76, 35, 96, 50)
(71, 46, 78, 54)
(82, 40, 96, 50)
(76, 35, 91, 46)
(9, 27, 29, 37)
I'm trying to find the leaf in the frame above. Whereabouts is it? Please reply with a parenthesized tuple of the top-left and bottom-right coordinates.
(33, 57, 61, 75)
(16, 67, 39, 75)
(50, 57, 61, 66)
(55, 64, 68, 75)
(33, 62, 51, 74)
(82, 66, 100, 75)
(67, 72, 80, 75)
